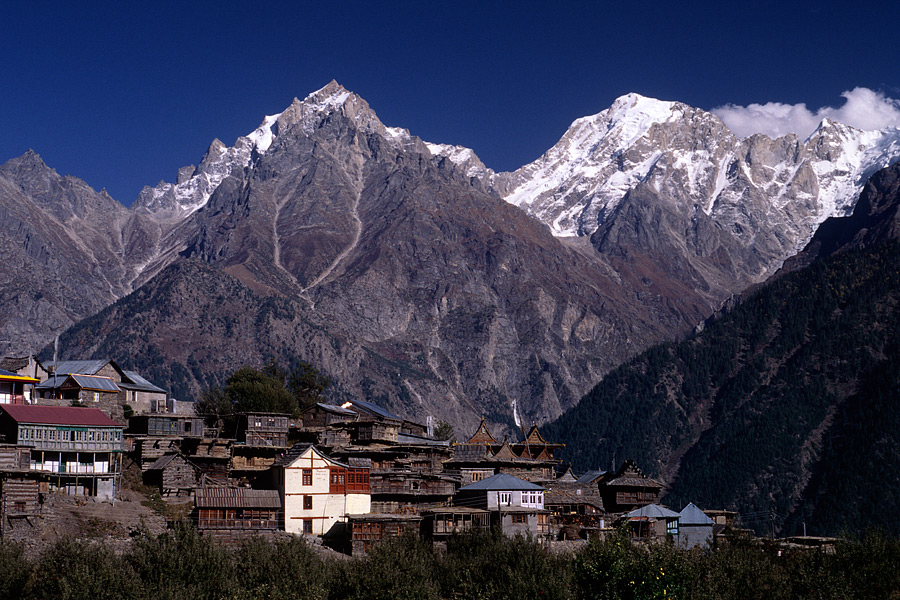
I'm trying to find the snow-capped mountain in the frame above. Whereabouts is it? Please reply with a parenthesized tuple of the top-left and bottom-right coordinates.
(488, 93, 900, 251)
(5, 81, 900, 434)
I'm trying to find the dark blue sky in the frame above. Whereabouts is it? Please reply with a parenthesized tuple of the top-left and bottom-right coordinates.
(3, 1, 900, 205)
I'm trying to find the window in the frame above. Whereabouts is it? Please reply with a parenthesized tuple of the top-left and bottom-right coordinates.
(511, 514, 528, 525)
(93, 392, 101, 403)
(521, 491, 542, 506)
(302, 469, 312, 486)
(303, 495, 313, 510)
(666, 520, 679, 536)
(498, 492, 511, 505)
(303, 519, 313, 534)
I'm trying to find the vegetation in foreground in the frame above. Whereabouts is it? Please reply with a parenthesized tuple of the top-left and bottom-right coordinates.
(5, 524, 900, 600)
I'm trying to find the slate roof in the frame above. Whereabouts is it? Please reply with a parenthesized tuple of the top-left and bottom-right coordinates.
(679, 503, 714, 525)
(603, 460, 663, 489)
(575, 470, 606, 485)
(0, 404, 121, 427)
(146, 453, 197, 472)
(625, 504, 680, 519)
(458, 473, 545, 492)
(397, 432, 451, 446)
(120, 371, 166, 394)
(0, 357, 29, 372)
(449, 443, 491, 462)
(195, 487, 281, 509)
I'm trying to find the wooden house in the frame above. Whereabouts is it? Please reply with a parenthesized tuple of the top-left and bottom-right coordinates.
(621, 504, 680, 542)
(275, 444, 370, 536)
(454, 472, 550, 538)
(421, 506, 490, 540)
(0, 405, 124, 500)
(143, 453, 200, 498)
(235, 413, 289, 448)
(338, 399, 428, 437)
(597, 460, 663, 513)
(0, 369, 39, 406)
(347, 513, 423, 555)
(194, 487, 282, 543)
(128, 414, 204, 438)
(302, 402, 358, 429)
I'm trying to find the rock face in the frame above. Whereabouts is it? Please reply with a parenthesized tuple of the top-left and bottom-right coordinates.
(3, 82, 900, 432)
(542, 162, 900, 536)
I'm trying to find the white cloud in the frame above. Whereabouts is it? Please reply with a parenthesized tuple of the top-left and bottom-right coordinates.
(712, 88, 900, 139)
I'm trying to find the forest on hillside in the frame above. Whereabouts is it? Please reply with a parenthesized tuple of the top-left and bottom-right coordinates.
(544, 240, 900, 537)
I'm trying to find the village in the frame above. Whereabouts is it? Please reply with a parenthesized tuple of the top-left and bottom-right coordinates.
(0, 355, 828, 556)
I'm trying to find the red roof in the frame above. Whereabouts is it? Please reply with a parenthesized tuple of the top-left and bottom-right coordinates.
(0, 404, 121, 427)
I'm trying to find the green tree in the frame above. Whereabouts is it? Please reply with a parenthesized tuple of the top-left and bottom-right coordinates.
(287, 360, 332, 411)
(226, 366, 297, 416)
(433, 420, 455, 442)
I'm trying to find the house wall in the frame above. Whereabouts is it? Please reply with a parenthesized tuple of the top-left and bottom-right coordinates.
(282, 448, 371, 536)
(486, 489, 544, 510)
(498, 511, 549, 537)
(678, 524, 713, 549)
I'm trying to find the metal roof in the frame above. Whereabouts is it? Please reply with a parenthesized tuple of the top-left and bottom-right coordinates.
(0, 405, 122, 427)
(458, 473, 546, 492)
(0, 369, 38, 383)
(66, 374, 121, 392)
(312, 402, 357, 416)
(195, 487, 281, 509)
(625, 504, 680, 519)
(42, 359, 112, 376)
(679, 503, 714, 525)
(120, 371, 167, 394)
(346, 399, 401, 421)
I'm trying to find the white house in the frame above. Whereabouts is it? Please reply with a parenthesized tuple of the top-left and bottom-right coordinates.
(275, 444, 371, 536)
(454, 472, 550, 537)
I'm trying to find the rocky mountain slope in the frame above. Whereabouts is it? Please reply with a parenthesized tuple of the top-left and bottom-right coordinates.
(4, 82, 900, 432)
(543, 162, 900, 535)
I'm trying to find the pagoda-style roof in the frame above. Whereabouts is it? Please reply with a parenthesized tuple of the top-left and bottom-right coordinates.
(602, 459, 663, 489)
(491, 439, 519, 460)
(465, 417, 498, 445)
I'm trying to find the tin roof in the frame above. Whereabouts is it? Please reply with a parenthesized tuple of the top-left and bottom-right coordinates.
(625, 504, 680, 519)
(42, 359, 112, 376)
(0, 404, 121, 427)
(345, 399, 402, 421)
(0, 368, 38, 383)
(311, 402, 357, 416)
(679, 503, 714, 525)
(65, 374, 121, 392)
(120, 371, 167, 394)
(195, 487, 281, 509)
(458, 473, 545, 492)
